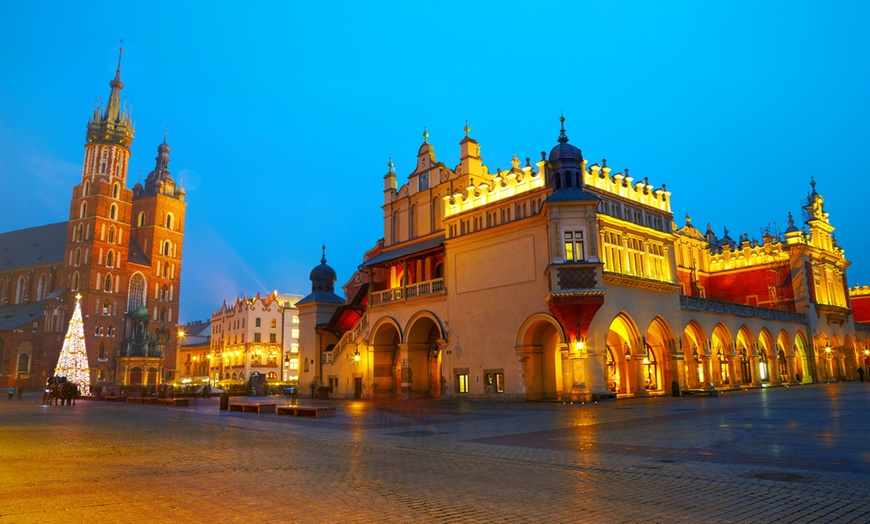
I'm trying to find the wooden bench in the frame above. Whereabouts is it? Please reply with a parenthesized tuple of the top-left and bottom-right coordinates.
(686, 389, 719, 397)
(157, 398, 190, 406)
(228, 402, 276, 413)
(276, 406, 336, 418)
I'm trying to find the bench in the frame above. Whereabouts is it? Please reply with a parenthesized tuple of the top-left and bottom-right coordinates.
(104, 396, 128, 402)
(686, 389, 719, 397)
(276, 406, 336, 418)
(228, 402, 276, 413)
(157, 398, 190, 406)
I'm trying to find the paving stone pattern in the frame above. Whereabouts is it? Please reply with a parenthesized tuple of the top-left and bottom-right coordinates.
(1, 383, 869, 523)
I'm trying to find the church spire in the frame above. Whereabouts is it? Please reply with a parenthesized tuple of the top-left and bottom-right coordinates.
(104, 42, 125, 123)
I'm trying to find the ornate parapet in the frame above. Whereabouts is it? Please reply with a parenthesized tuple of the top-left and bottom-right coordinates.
(679, 295, 807, 323)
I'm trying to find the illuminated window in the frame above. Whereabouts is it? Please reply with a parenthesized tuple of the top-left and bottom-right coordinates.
(484, 369, 504, 393)
(649, 243, 666, 280)
(270, 318, 277, 328)
(288, 358, 299, 370)
(290, 343, 299, 353)
(603, 231, 623, 273)
(291, 315, 299, 324)
(291, 329, 299, 339)
(626, 236, 645, 277)
(564, 231, 584, 261)
(455, 369, 469, 394)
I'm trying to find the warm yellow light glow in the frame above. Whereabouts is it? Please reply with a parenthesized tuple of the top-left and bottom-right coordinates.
(354, 353, 361, 362)
(177, 329, 186, 338)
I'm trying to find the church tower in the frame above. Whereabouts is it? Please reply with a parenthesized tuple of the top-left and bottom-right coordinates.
(60, 45, 187, 388)
(64, 44, 136, 382)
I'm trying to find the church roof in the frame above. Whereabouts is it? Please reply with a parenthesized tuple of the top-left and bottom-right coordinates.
(127, 238, 151, 266)
(360, 235, 445, 268)
(0, 222, 67, 271)
(0, 300, 46, 331)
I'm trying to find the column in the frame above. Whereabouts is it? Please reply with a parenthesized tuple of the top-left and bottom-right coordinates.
(750, 354, 763, 387)
(786, 354, 799, 384)
(634, 356, 649, 397)
(701, 353, 715, 390)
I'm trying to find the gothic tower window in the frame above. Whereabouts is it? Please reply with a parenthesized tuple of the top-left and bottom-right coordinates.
(100, 147, 108, 174)
(106, 250, 114, 268)
(160, 284, 168, 301)
(15, 276, 25, 304)
(83, 180, 90, 196)
(36, 275, 47, 301)
(74, 248, 81, 266)
(162, 240, 171, 257)
(80, 201, 87, 219)
(127, 273, 145, 312)
(108, 226, 116, 244)
(109, 204, 117, 220)
(137, 212, 146, 227)
(104, 273, 113, 293)
(71, 272, 80, 292)
(95, 323, 103, 336)
(166, 213, 174, 230)
(112, 183, 120, 199)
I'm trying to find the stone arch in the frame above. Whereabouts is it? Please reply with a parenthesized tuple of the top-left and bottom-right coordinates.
(642, 316, 676, 394)
(711, 323, 735, 387)
(757, 328, 775, 384)
(606, 312, 645, 397)
(681, 320, 708, 389)
(793, 331, 812, 384)
(516, 313, 567, 401)
(129, 367, 143, 385)
(844, 335, 859, 381)
(735, 325, 755, 385)
(369, 317, 402, 398)
(404, 311, 445, 398)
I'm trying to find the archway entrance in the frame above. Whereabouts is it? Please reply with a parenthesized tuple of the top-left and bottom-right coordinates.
(517, 315, 565, 401)
(405, 314, 443, 399)
(370, 321, 400, 398)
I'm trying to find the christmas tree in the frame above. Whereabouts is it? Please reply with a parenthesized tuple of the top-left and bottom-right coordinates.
(55, 293, 91, 395)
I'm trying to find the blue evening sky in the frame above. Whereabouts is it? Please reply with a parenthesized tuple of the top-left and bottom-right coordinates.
(1, 1, 868, 323)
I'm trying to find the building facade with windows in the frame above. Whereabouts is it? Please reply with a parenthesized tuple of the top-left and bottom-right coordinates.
(0, 47, 186, 391)
(209, 291, 301, 387)
(299, 119, 869, 401)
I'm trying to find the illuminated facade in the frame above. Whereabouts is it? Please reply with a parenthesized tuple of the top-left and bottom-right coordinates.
(209, 291, 301, 387)
(301, 118, 869, 401)
(0, 47, 186, 391)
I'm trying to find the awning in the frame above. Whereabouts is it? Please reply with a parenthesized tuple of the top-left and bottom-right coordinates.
(359, 235, 445, 268)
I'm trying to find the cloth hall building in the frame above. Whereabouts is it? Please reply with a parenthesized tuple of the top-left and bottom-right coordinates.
(0, 48, 186, 391)
(298, 119, 870, 401)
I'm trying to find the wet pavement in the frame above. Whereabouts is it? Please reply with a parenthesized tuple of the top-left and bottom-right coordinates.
(1, 383, 869, 523)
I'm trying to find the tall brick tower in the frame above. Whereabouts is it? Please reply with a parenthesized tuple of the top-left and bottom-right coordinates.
(62, 45, 186, 389)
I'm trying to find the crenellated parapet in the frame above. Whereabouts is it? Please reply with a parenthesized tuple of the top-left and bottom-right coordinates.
(582, 162, 671, 214)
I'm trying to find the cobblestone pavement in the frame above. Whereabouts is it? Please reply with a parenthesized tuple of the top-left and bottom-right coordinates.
(1, 383, 869, 523)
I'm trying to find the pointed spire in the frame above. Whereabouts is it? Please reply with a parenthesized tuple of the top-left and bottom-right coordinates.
(388, 157, 395, 173)
(321, 243, 327, 264)
(104, 41, 125, 123)
(464, 120, 470, 137)
(810, 176, 818, 196)
(557, 112, 569, 144)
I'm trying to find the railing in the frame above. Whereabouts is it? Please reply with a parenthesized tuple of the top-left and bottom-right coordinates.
(332, 312, 369, 361)
(679, 295, 807, 323)
(370, 278, 445, 306)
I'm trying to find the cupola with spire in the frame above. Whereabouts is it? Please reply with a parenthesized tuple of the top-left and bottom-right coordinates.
(546, 115, 584, 190)
(143, 131, 177, 196)
(309, 245, 337, 294)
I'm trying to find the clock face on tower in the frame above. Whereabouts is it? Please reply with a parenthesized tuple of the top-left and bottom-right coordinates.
(419, 173, 429, 191)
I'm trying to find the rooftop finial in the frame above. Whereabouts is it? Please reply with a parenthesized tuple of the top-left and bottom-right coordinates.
(557, 112, 569, 144)
(464, 120, 470, 137)
(321, 243, 327, 264)
(423, 126, 428, 143)
(810, 175, 818, 196)
(388, 157, 394, 173)
(163, 125, 168, 144)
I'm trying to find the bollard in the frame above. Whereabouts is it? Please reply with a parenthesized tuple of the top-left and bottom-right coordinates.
(671, 380, 681, 397)
(219, 392, 229, 410)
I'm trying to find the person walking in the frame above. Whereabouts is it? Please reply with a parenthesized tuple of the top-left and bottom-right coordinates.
(858, 366, 865, 382)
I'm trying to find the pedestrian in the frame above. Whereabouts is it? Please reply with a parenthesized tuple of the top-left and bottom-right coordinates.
(310, 379, 316, 399)
(858, 366, 865, 382)
(16, 385, 23, 400)
(7, 387, 14, 400)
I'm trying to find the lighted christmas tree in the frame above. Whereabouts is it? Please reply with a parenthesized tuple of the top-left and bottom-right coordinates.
(55, 293, 91, 395)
